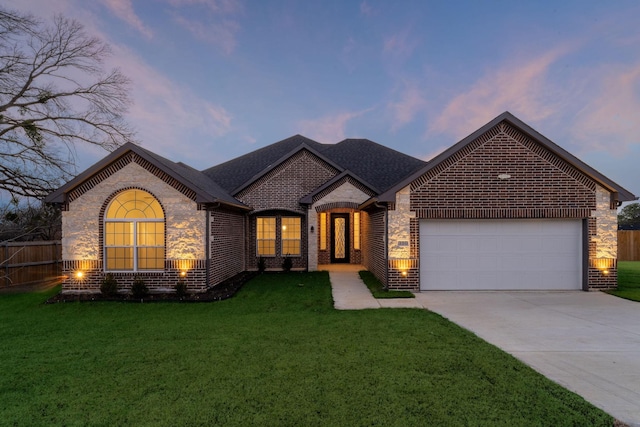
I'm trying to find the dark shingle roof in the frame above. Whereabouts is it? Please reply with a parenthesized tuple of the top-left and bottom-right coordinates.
(202, 135, 328, 193)
(46, 143, 249, 210)
(202, 135, 427, 196)
(321, 139, 427, 193)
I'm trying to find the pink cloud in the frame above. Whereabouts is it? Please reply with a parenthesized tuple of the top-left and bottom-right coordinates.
(168, 0, 243, 15)
(383, 28, 417, 61)
(388, 81, 427, 131)
(298, 109, 371, 143)
(360, 1, 374, 16)
(173, 14, 239, 54)
(429, 46, 572, 140)
(102, 0, 153, 39)
(571, 64, 640, 154)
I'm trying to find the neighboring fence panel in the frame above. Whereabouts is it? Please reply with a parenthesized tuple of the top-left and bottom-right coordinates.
(1, 241, 62, 288)
(618, 231, 640, 261)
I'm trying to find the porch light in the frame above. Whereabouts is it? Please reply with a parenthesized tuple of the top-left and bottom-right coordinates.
(180, 270, 187, 277)
(310, 225, 314, 233)
(75, 271, 84, 279)
(401, 271, 408, 277)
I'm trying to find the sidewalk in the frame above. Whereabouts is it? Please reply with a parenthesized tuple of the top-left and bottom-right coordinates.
(320, 264, 427, 310)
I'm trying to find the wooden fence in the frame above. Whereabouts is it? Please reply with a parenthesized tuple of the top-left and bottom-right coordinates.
(618, 231, 640, 261)
(1, 241, 62, 288)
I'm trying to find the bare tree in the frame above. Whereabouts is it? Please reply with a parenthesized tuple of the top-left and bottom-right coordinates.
(0, 7, 135, 199)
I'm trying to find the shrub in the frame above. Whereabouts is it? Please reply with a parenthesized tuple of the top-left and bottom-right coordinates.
(100, 273, 118, 297)
(131, 276, 149, 299)
(282, 256, 292, 272)
(175, 280, 188, 298)
(257, 257, 266, 273)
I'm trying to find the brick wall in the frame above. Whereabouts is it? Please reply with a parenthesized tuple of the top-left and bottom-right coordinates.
(399, 120, 616, 291)
(411, 123, 596, 218)
(209, 207, 245, 286)
(245, 212, 308, 271)
(237, 150, 339, 212)
(362, 207, 387, 287)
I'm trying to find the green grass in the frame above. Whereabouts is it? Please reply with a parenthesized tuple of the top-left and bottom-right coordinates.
(0, 272, 614, 426)
(606, 261, 640, 302)
(359, 270, 415, 298)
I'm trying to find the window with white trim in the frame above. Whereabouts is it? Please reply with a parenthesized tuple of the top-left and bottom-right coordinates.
(281, 217, 301, 256)
(256, 217, 276, 256)
(104, 189, 165, 271)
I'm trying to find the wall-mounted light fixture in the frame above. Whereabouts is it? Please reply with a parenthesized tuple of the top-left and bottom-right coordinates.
(180, 270, 187, 278)
(310, 225, 315, 233)
(75, 271, 84, 279)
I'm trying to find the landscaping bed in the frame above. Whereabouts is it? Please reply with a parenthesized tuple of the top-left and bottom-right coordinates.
(46, 271, 258, 303)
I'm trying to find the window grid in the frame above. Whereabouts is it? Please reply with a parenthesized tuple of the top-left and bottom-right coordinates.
(353, 212, 361, 250)
(319, 212, 327, 250)
(104, 190, 165, 272)
(257, 217, 276, 256)
(282, 217, 301, 256)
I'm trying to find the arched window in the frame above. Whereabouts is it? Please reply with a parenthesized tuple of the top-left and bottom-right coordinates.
(104, 189, 165, 271)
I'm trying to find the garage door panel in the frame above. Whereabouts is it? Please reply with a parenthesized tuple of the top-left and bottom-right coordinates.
(420, 219, 582, 291)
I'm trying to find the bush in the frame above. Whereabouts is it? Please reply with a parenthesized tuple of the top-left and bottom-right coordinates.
(282, 256, 292, 272)
(131, 276, 149, 299)
(175, 280, 188, 298)
(100, 273, 118, 297)
(258, 257, 266, 273)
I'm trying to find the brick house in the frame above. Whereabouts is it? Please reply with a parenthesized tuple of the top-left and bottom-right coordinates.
(46, 112, 636, 293)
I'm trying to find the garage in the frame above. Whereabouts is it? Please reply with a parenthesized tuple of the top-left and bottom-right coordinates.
(419, 219, 583, 290)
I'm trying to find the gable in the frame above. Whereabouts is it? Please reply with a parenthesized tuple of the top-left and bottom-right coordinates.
(236, 149, 340, 212)
(64, 151, 198, 207)
(411, 121, 597, 218)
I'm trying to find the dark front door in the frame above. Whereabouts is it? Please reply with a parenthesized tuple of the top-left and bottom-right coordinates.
(331, 213, 350, 263)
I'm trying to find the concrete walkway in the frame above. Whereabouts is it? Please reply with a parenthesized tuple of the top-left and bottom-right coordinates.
(321, 264, 427, 309)
(324, 265, 640, 426)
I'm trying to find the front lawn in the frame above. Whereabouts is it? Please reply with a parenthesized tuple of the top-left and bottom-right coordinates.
(607, 261, 640, 302)
(0, 273, 613, 426)
(359, 270, 415, 298)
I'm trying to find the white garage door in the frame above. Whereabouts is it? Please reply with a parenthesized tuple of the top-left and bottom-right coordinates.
(419, 219, 583, 290)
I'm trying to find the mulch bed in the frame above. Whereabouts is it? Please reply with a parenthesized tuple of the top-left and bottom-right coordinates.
(45, 271, 258, 304)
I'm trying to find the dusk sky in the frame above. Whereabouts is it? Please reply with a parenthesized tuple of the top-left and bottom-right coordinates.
(13, 0, 640, 200)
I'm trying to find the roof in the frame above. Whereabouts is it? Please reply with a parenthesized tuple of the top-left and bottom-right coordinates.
(45, 143, 250, 210)
(378, 111, 637, 203)
(202, 135, 427, 196)
(202, 135, 327, 193)
(321, 139, 427, 193)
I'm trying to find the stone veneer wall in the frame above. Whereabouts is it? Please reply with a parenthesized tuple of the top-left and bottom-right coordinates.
(588, 185, 619, 289)
(311, 180, 372, 268)
(386, 186, 419, 289)
(61, 162, 207, 293)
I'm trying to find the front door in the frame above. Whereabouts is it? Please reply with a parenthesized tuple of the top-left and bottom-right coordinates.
(331, 213, 350, 263)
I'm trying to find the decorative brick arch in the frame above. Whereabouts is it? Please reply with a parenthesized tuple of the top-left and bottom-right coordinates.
(315, 202, 360, 212)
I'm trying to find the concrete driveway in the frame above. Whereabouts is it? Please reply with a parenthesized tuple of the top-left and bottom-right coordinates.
(415, 291, 640, 426)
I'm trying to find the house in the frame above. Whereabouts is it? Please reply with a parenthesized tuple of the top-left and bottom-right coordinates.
(45, 112, 636, 293)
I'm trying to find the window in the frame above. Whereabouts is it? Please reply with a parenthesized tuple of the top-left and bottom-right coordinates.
(281, 217, 301, 256)
(319, 212, 327, 250)
(353, 211, 361, 250)
(104, 189, 164, 271)
(257, 217, 276, 256)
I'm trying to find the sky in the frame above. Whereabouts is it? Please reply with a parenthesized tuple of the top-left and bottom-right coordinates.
(11, 0, 640, 201)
